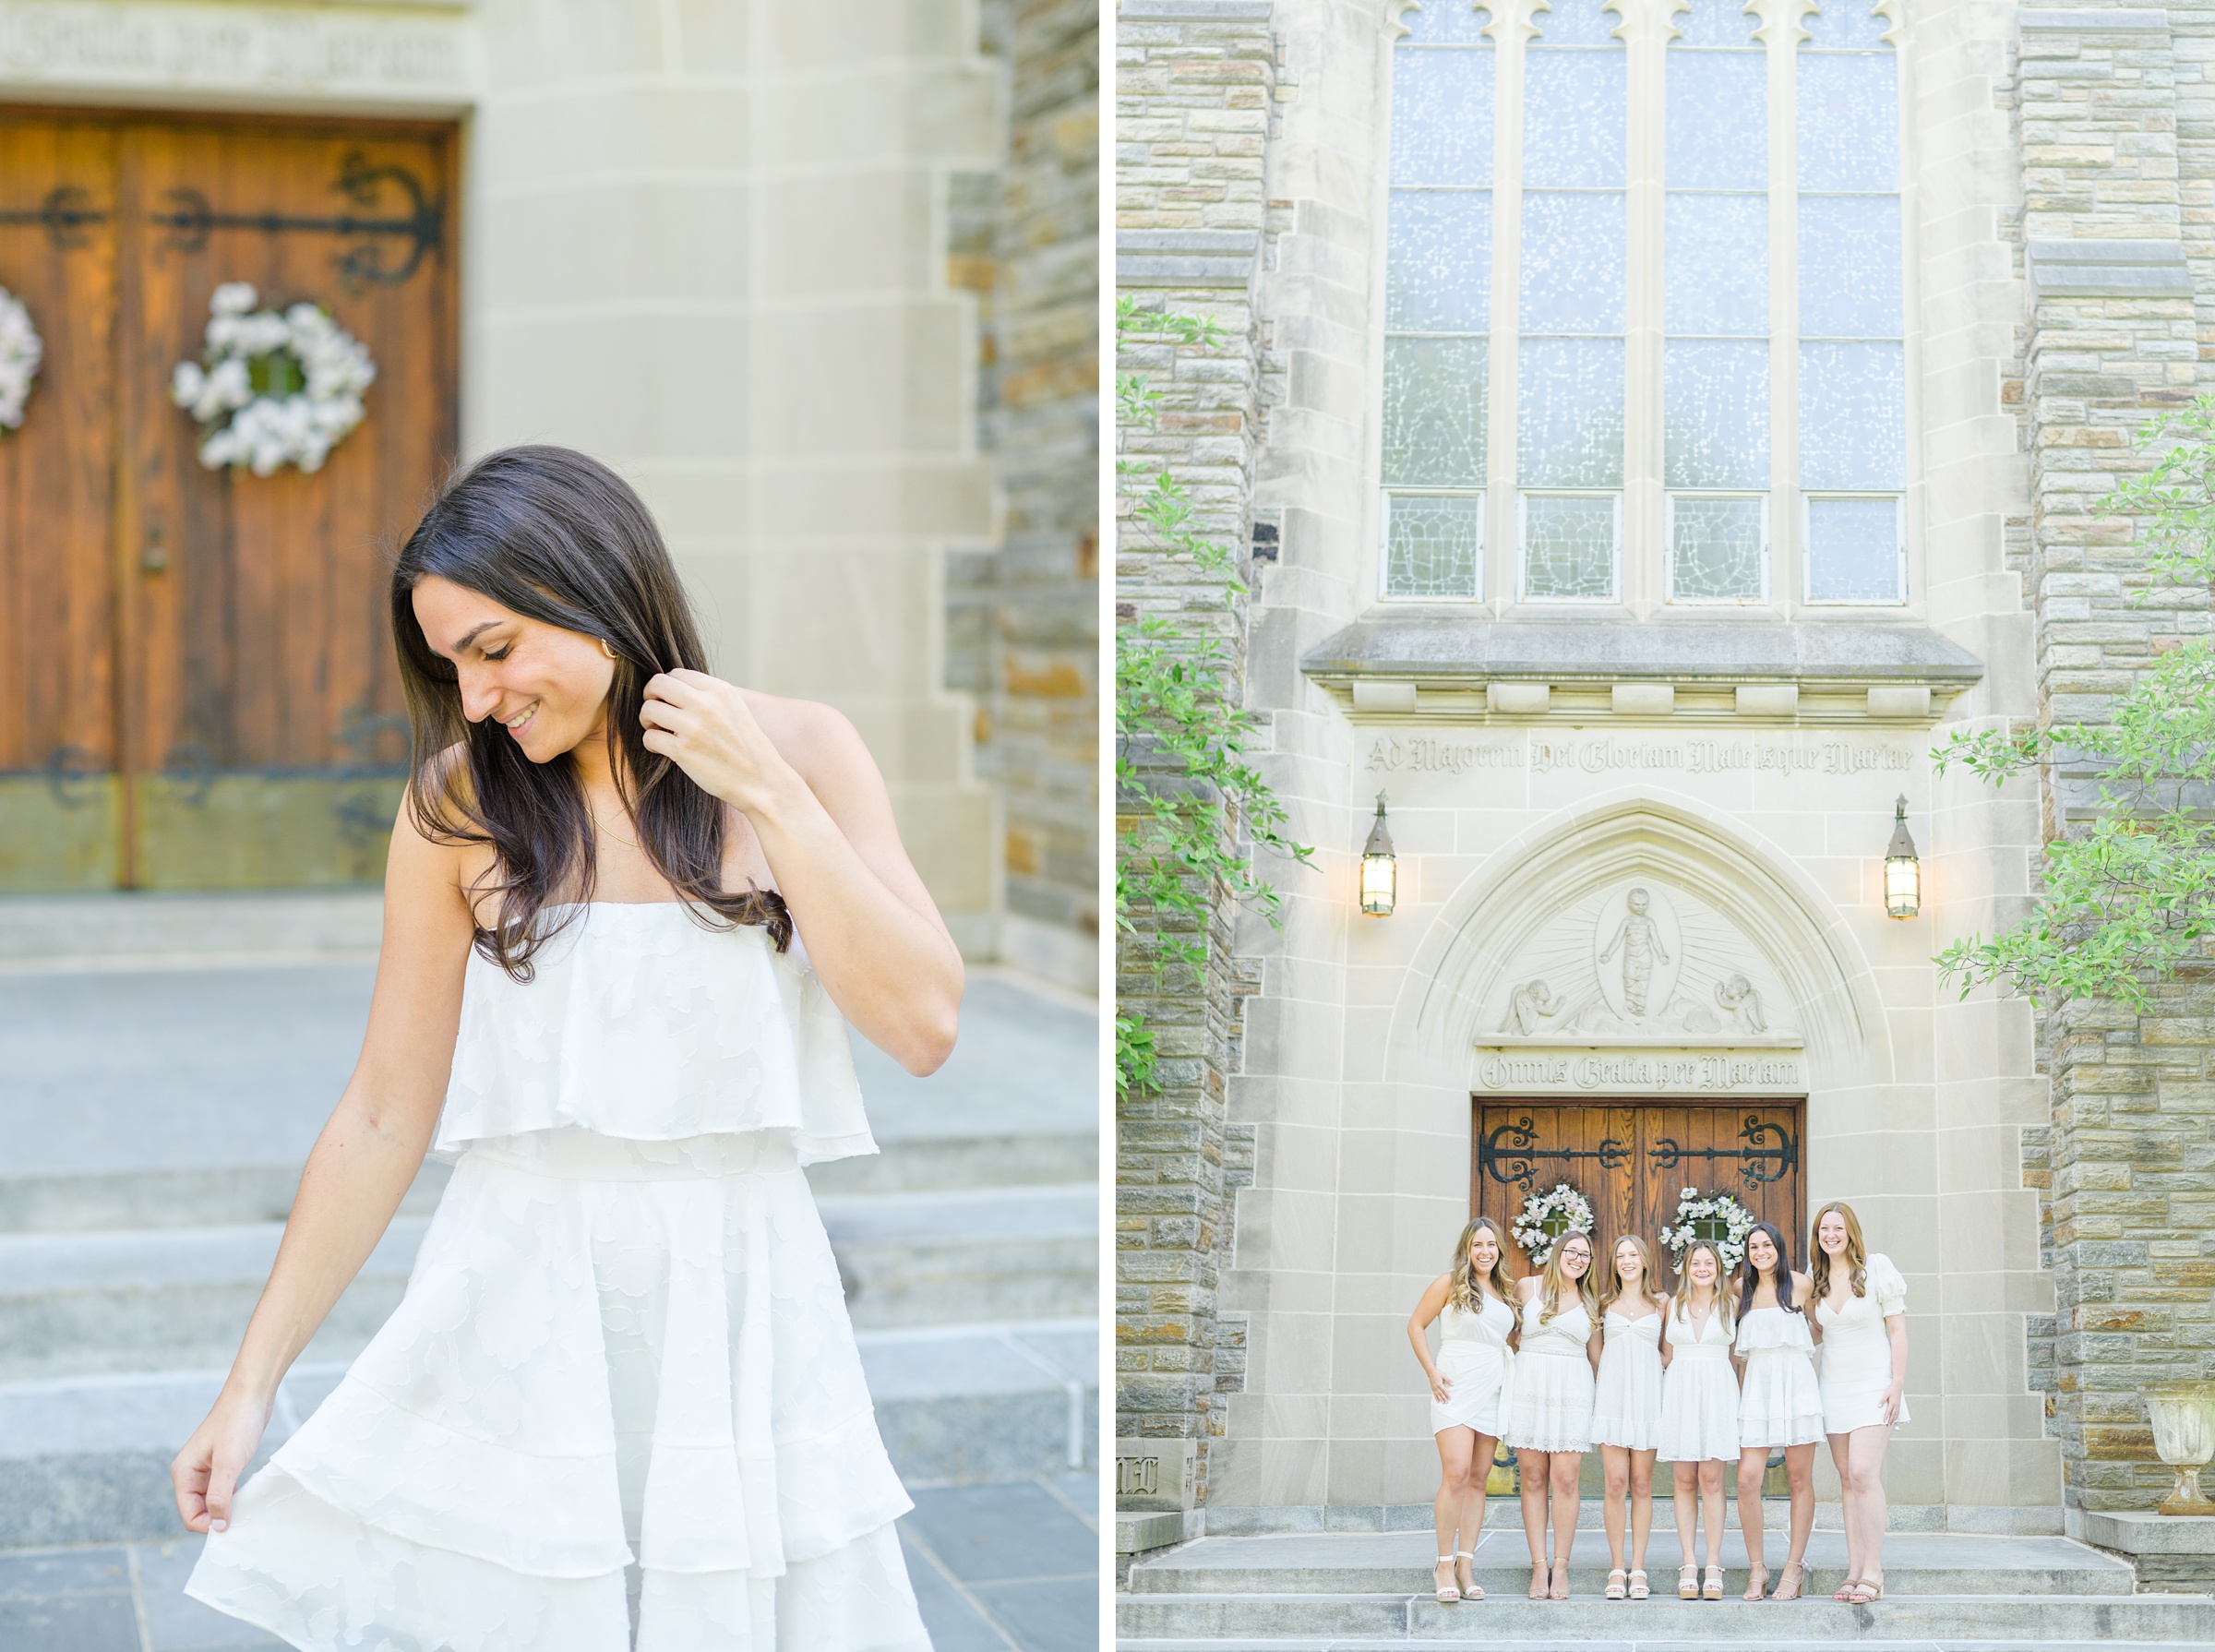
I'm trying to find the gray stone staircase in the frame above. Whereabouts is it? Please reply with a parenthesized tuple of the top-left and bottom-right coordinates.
(1118, 1527, 2215, 1646)
(0, 894, 1097, 1548)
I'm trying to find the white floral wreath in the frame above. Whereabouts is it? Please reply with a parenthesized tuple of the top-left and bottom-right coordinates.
(170, 282, 376, 475)
(0, 287, 42, 431)
(1659, 1186, 1758, 1275)
(1512, 1181, 1595, 1266)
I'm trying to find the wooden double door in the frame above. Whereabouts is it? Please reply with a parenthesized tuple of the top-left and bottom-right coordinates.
(1472, 1099, 1807, 1286)
(0, 110, 457, 890)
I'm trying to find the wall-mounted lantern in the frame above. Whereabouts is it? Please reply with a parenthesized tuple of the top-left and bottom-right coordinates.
(1884, 795, 1921, 919)
(1360, 793, 1396, 916)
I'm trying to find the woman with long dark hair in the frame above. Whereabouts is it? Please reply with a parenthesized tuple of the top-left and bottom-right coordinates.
(1812, 1201, 1909, 1603)
(1730, 1222, 1822, 1602)
(170, 447, 962, 1649)
(1407, 1215, 1519, 1603)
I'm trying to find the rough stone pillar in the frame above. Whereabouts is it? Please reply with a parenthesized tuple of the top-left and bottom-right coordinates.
(2017, 5, 2215, 1522)
(1114, 0, 1280, 1547)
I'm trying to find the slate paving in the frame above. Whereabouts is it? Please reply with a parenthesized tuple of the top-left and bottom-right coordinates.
(0, 1471, 1100, 1651)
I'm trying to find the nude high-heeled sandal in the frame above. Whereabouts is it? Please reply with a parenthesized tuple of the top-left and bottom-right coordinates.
(1742, 1562, 1769, 1601)
(1528, 1561, 1548, 1599)
(1770, 1561, 1804, 1602)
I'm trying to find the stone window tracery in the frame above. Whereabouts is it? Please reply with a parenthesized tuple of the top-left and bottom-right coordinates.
(1377, 0, 1908, 609)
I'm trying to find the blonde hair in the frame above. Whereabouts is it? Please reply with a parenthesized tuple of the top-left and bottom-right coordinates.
(1670, 1238, 1734, 1336)
(1810, 1201, 1868, 1302)
(1599, 1233, 1661, 1317)
(1447, 1216, 1515, 1312)
(1538, 1229, 1599, 1325)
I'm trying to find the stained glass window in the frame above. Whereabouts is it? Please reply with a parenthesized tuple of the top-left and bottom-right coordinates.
(1800, 0, 1904, 602)
(1382, 6, 1493, 598)
(1518, 0, 1622, 600)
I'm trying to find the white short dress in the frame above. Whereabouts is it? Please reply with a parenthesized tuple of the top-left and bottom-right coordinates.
(1814, 1252, 1910, 1435)
(1734, 1304, 1825, 1450)
(1430, 1293, 1516, 1437)
(1656, 1304, 1739, 1463)
(184, 902, 930, 1652)
(1498, 1295, 1595, 1454)
(1589, 1311, 1664, 1451)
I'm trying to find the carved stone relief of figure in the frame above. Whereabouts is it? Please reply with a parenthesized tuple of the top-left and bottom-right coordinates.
(1503, 978, 1562, 1035)
(1715, 974, 1767, 1035)
(1597, 886, 1671, 1017)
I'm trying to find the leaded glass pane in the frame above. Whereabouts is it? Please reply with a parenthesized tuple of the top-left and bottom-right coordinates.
(1521, 192, 1625, 333)
(1665, 341, 1768, 488)
(1797, 52, 1898, 192)
(1384, 336, 1489, 485)
(1676, 0, 1761, 46)
(1665, 194, 1766, 336)
(1803, 0, 1886, 49)
(1800, 341, 1903, 489)
(1534, 0, 1619, 46)
(1806, 497, 1900, 601)
(1523, 495, 1619, 599)
(1670, 496, 1766, 600)
(1797, 194, 1899, 338)
(1524, 51, 1626, 186)
(1385, 493, 1486, 597)
(1519, 337, 1622, 486)
(1392, 46, 1497, 185)
(1401, 0, 1493, 42)
(1666, 51, 1764, 187)
(1387, 191, 1491, 333)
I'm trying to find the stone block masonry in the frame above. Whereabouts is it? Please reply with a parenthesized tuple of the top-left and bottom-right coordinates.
(2019, 5, 2215, 1522)
(1116, 0, 1280, 1520)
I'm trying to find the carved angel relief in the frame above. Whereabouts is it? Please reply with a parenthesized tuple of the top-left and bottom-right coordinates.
(1491, 883, 1797, 1043)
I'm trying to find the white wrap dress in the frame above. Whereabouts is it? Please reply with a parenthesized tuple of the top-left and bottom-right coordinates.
(1429, 1294, 1515, 1437)
(184, 901, 931, 1652)
(1814, 1251, 1910, 1434)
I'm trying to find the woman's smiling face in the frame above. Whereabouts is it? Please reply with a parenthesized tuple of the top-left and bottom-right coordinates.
(1470, 1226, 1500, 1273)
(412, 575, 616, 764)
(1747, 1227, 1778, 1277)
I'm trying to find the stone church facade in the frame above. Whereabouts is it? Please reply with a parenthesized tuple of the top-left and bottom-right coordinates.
(1117, 0, 2215, 1555)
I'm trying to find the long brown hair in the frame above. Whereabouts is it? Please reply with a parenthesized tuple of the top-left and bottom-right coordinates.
(1447, 1216, 1515, 1312)
(390, 446, 791, 977)
(1538, 1230, 1598, 1325)
(1810, 1200, 1868, 1301)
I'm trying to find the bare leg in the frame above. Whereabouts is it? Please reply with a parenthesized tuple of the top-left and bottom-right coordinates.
(1434, 1427, 1478, 1572)
(1517, 1448, 1551, 1567)
(1629, 1449, 1656, 1574)
(1549, 1451, 1582, 1594)
(1458, 1433, 1499, 1595)
(1783, 1443, 1817, 1572)
(1600, 1443, 1630, 1572)
(1846, 1423, 1894, 1591)
(1699, 1460, 1726, 1570)
(1826, 1431, 1860, 1590)
(1671, 1460, 1700, 1568)
(1736, 1448, 1769, 1597)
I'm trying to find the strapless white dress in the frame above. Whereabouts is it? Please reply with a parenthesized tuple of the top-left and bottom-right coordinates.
(1588, 1311, 1664, 1450)
(1814, 1251, 1910, 1434)
(1429, 1294, 1515, 1437)
(1734, 1304, 1825, 1449)
(184, 902, 930, 1651)
(1498, 1297, 1595, 1453)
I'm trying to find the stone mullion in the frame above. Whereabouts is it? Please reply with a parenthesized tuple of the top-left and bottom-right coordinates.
(1756, 0, 1809, 608)
(1484, 0, 1535, 609)
(1621, 0, 1669, 613)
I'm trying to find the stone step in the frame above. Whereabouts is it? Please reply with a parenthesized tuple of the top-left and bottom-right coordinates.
(0, 890, 382, 966)
(816, 1181, 1098, 1327)
(1129, 1530, 2131, 1598)
(0, 1129, 1096, 1232)
(1115, 1590, 2215, 1643)
(0, 1318, 1098, 1547)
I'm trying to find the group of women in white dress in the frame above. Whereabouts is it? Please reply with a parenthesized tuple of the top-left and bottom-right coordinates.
(1404, 1201, 1907, 1607)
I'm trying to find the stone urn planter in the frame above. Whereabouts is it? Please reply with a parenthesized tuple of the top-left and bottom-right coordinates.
(2146, 1383, 2215, 1515)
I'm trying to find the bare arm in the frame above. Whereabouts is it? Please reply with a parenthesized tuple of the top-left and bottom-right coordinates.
(640, 672, 962, 1075)
(1883, 1312, 1908, 1425)
(171, 804, 473, 1534)
(1407, 1275, 1454, 1405)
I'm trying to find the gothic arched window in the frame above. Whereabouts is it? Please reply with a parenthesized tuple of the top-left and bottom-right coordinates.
(1378, 0, 1908, 608)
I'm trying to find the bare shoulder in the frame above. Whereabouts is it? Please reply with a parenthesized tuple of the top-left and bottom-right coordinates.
(1515, 1275, 1539, 1301)
(387, 748, 489, 925)
(736, 688, 874, 787)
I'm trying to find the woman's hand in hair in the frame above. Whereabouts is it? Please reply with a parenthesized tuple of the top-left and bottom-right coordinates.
(638, 669, 802, 813)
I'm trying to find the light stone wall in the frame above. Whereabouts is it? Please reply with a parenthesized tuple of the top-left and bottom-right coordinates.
(1188, 0, 2062, 1526)
(0, 0, 1031, 958)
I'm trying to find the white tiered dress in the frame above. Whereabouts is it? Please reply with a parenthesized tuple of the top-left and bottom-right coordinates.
(1655, 1306, 1738, 1463)
(1588, 1311, 1663, 1451)
(1498, 1296, 1595, 1454)
(1429, 1294, 1515, 1438)
(183, 901, 932, 1652)
(1733, 1304, 1824, 1450)
(1814, 1251, 1910, 1435)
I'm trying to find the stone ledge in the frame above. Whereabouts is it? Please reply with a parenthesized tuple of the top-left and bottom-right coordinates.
(1119, 230, 1262, 291)
(2075, 1510, 2215, 1557)
(1117, 1509, 1198, 1554)
(2018, 6, 2171, 31)
(2029, 239, 2193, 298)
(1119, 1, 1275, 18)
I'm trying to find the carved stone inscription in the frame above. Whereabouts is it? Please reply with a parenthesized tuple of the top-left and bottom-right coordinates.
(1367, 732, 1915, 778)
(1474, 1050, 1806, 1094)
(0, 4, 468, 99)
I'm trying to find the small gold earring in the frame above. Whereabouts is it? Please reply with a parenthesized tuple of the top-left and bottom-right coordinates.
(601, 638, 617, 660)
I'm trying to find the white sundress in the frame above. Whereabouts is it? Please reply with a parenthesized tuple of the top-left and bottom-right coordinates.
(1588, 1310, 1664, 1451)
(1734, 1303, 1825, 1450)
(1655, 1304, 1739, 1463)
(184, 901, 931, 1652)
(1498, 1295, 1595, 1454)
(1429, 1293, 1516, 1438)
(1814, 1251, 1910, 1435)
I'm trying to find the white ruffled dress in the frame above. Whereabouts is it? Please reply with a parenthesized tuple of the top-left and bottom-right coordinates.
(1733, 1304, 1825, 1450)
(184, 902, 931, 1652)
(1498, 1297, 1595, 1454)
(1588, 1311, 1664, 1450)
